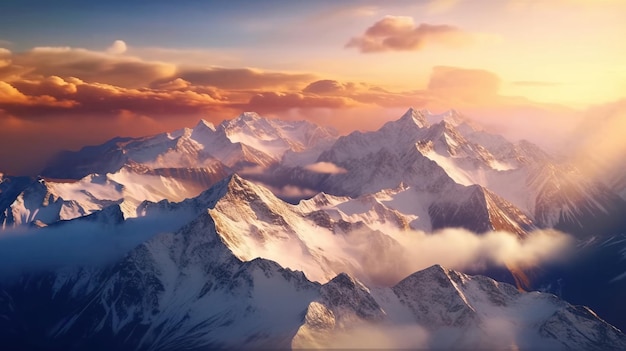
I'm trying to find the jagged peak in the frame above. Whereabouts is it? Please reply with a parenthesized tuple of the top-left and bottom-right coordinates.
(420, 263, 448, 275)
(203, 172, 245, 194)
(224, 172, 254, 190)
(210, 173, 251, 188)
(436, 183, 486, 203)
(236, 111, 262, 122)
(299, 192, 348, 207)
(398, 107, 430, 128)
(394, 264, 464, 290)
(70, 204, 125, 225)
(431, 109, 464, 124)
(430, 118, 458, 132)
(419, 120, 466, 149)
(218, 112, 288, 144)
(202, 173, 280, 207)
(216, 112, 267, 132)
(186, 173, 241, 208)
(242, 256, 284, 272)
(328, 272, 357, 286)
(137, 173, 276, 220)
(194, 118, 216, 132)
(365, 184, 407, 200)
(325, 272, 371, 293)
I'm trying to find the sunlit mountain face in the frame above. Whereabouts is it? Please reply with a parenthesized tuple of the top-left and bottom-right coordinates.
(1, 1, 625, 350)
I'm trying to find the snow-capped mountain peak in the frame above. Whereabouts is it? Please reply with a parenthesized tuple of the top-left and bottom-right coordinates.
(237, 111, 262, 122)
(424, 109, 465, 126)
(194, 118, 216, 132)
(397, 107, 430, 128)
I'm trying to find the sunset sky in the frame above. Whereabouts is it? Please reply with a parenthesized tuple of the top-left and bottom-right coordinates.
(1, 0, 625, 174)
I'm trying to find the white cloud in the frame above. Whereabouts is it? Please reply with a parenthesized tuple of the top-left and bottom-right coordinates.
(0, 48, 10, 68)
(339, 227, 574, 287)
(107, 40, 128, 55)
(304, 161, 347, 174)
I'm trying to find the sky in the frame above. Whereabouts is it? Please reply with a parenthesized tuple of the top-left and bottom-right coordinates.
(0, 0, 625, 175)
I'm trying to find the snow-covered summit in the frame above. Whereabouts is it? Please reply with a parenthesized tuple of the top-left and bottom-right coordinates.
(193, 118, 216, 132)
(397, 107, 430, 128)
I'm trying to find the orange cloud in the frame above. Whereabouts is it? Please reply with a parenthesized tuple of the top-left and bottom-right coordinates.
(0, 81, 75, 107)
(1, 45, 423, 126)
(303, 79, 430, 109)
(173, 67, 315, 90)
(246, 91, 356, 112)
(151, 78, 191, 90)
(303, 79, 357, 94)
(9, 46, 175, 88)
(346, 16, 472, 53)
(0, 48, 345, 175)
(3, 77, 229, 118)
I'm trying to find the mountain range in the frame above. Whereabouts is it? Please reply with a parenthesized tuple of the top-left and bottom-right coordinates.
(5, 109, 623, 238)
(1, 109, 625, 349)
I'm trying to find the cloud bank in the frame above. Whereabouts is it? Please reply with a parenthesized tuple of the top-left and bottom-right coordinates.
(339, 227, 574, 287)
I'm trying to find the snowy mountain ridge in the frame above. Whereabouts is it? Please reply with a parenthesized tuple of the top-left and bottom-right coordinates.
(1, 175, 624, 350)
(4, 108, 623, 237)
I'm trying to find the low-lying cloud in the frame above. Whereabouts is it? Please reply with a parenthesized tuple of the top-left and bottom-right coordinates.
(293, 323, 430, 349)
(304, 161, 348, 174)
(212, 200, 575, 288)
(265, 184, 318, 200)
(294, 318, 562, 350)
(0, 210, 198, 280)
(336, 227, 574, 287)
